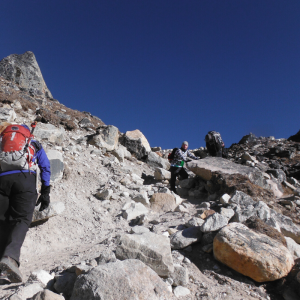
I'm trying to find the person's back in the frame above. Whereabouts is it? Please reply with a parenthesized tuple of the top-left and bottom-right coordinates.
(0, 123, 51, 283)
(205, 131, 224, 157)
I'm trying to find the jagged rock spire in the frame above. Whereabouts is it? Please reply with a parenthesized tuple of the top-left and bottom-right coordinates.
(0, 51, 53, 99)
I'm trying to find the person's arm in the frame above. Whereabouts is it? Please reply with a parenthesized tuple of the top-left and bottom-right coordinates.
(187, 151, 199, 160)
(32, 141, 51, 211)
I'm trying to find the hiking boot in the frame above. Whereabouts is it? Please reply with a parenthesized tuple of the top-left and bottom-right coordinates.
(0, 256, 22, 283)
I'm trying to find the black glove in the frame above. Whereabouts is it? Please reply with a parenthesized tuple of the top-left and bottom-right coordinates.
(36, 185, 50, 211)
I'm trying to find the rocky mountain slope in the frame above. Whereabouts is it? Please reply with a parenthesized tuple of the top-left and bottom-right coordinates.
(0, 51, 299, 300)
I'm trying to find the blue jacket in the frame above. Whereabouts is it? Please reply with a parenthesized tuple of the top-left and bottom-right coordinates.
(0, 140, 51, 186)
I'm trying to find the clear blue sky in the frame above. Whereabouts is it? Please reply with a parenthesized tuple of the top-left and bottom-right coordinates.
(1, 0, 300, 149)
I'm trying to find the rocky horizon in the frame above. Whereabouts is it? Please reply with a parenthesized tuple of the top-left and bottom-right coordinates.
(0, 51, 299, 300)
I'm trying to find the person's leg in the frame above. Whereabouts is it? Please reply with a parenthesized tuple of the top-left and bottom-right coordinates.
(169, 167, 178, 192)
(0, 193, 10, 259)
(3, 173, 37, 265)
(178, 168, 188, 180)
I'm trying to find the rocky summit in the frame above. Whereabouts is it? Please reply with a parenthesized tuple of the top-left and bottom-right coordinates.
(0, 51, 300, 300)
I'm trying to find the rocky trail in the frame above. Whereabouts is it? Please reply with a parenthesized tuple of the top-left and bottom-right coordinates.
(0, 52, 299, 300)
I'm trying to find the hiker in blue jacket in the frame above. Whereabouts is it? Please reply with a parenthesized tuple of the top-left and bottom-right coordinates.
(169, 141, 199, 194)
(0, 124, 51, 283)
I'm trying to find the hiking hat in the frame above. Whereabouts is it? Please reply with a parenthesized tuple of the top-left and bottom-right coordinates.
(182, 141, 188, 146)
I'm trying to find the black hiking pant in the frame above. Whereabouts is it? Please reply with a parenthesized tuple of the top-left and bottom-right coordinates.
(170, 166, 188, 191)
(0, 172, 37, 265)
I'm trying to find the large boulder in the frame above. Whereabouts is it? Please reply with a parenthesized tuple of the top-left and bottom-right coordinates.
(0, 51, 53, 98)
(213, 223, 294, 282)
(187, 157, 267, 188)
(120, 129, 151, 159)
(70, 259, 174, 300)
(229, 192, 300, 243)
(116, 232, 174, 276)
(34, 123, 65, 145)
(87, 125, 119, 151)
(154, 167, 171, 180)
(149, 193, 177, 213)
(146, 152, 170, 169)
(46, 150, 64, 182)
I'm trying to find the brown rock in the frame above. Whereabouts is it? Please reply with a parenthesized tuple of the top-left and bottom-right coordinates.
(213, 223, 294, 282)
(32, 289, 65, 299)
(150, 193, 176, 212)
(243, 216, 287, 247)
(200, 210, 216, 220)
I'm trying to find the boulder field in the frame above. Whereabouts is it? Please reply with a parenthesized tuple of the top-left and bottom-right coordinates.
(0, 52, 300, 299)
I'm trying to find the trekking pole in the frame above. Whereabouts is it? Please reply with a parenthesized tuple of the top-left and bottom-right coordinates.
(30, 121, 37, 135)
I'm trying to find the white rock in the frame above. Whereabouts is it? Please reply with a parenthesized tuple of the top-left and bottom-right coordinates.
(122, 202, 149, 221)
(173, 286, 190, 297)
(285, 237, 300, 258)
(28, 269, 54, 287)
(220, 193, 231, 205)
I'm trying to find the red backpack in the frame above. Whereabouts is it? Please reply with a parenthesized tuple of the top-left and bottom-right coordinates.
(0, 124, 36, 171)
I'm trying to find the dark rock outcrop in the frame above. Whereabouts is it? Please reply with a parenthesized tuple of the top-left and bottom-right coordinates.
(0, 51, 53, 99)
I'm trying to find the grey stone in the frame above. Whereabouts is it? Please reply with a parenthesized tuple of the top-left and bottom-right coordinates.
(34, 124, 65, 145)
(122, 202, 149, 221)
(132, 191, 150, 206)
(116, 232, 174, 276)
(231, 205, 255, 223)
(285, 237, 300, 258)
(154, 168, 171, 180)
(0, 107, 16, 122)
(111, 145, 131, 162)
(78, 117, 93, 128)
(87, 125, 119, 151)
(0, 51, 53, 98)
(54, 110, 71, 121)
(146, 152, 170, 169)
(187, 157, 267, 189)
(9, 283, 43, 300)
(130, 226, 150, 234)
(220, 208, 235, 220)
(32, 202, 65, 224)
(199, 202, 210, 209)
(95, 189, 113, 200)
(95, 251, 117, 265)
(266, 169, 287, 183)
(46, 150, 64, 182)
(173, 286, 190, 297)
(229, 191, 255, 208)
(70, 260, 173, 300)
(170, 264, 188, 286)
(179, 178, 196, 189)
(120, 129, 151, 159)
(170, 227, 202, 250)
(31, 289, 65, 300)
(185, 217, 204, 228)
(54, 272, 77, 298)
(200, 213, 228, 232)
